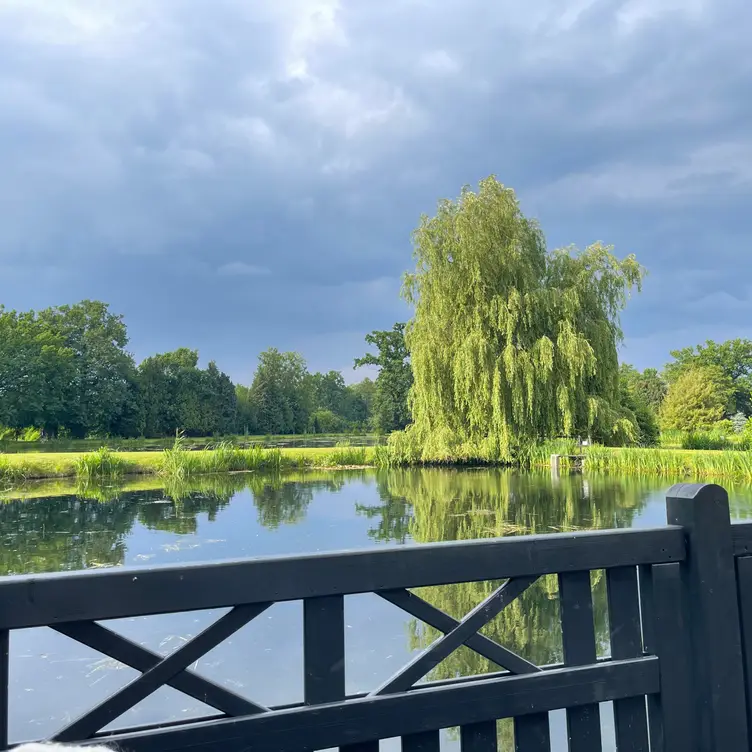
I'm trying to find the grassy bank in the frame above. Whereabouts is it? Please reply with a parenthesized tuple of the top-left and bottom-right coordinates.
(0, 444, 382, 483)
(3, 439, 752, 484)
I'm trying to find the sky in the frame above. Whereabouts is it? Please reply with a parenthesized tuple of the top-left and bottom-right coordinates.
(0, 0, 750, 384)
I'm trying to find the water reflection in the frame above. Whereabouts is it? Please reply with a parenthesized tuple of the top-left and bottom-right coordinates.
(3, 470, 752, 749)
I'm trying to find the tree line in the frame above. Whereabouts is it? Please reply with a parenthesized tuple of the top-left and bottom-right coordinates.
(620, 338, 752, 441)
(3, 176, 746, 449)
(0, 301, 412, 440)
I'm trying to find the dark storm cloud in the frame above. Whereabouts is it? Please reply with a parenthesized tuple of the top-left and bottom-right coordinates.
(0, 0, 750, 380)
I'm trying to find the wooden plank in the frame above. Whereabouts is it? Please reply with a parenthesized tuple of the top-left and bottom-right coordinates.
(303, 596, 377, 752)
(372, 577, 537, 695)
(558, 571, 601, 752)
(666, 483, 749, 752)
(649, 563, 695, 752)
(379, 589, 539, 675)
(606, 567, 649, 752)
(0, 527, 685, 630)
(303, 596, 345, 705)
(460, 721, 497, 752)
(0, 629, 7, 751)
(54, 603, 270, 741)
(91, 658, 659, 752)
(54, 620, 268, 716)
(402, 731, 440, 752)
(735, 556, 752, 737)
(731, 521, 752, 556)
(513, 714, 550, 752)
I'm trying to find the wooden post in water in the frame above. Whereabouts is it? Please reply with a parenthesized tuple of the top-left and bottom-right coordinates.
(666, 482, 749, 752)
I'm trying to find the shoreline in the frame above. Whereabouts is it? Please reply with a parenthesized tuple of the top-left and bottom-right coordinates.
(2, 443, 752, 487)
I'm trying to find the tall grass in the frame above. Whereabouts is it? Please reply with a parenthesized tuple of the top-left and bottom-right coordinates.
(0, 456, 32, 483)
(585, 445, 752, 481)
(159, 433, 200, 479)
(74, 447, 128, 480)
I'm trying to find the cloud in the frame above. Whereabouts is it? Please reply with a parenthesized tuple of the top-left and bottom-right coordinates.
(0, 0, 749, 377)
(217, 262, 272, 277)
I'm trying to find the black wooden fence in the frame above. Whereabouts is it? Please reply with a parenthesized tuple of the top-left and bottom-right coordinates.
(2, 482, 752, 751)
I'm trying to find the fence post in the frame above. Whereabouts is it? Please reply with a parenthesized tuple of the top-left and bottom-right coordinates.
(665, 482, 749, 751)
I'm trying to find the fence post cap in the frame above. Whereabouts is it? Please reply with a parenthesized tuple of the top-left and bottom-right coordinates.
(666, 482, 728, 501)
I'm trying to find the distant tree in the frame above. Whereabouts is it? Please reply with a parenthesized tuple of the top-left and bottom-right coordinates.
(235, 384, 257, 435)
(0, 307, 74, 434)
(138, 349, 236, 436)
(309, 371, 348, 414)
(36, 300, 138, 437)
(355, 324, 413, 433)
(664, 339, 752, 416)
(660, 366, 734, 432)
(251, 349, 311, 434)
(618, 365, 659, 446)
(308, 408, 348, 434)
(631, 367, 667, 413)
(343, 378, 376, 427)
(398, 176, 643, 460)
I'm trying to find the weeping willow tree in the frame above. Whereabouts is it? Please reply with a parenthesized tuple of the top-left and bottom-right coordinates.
(392, 176, 644, 463)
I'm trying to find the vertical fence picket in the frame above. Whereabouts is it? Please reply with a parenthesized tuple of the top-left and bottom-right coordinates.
(460, 720, 497, 752)
(0, 629, 7, 751)
(513, 713, 551, 752)
(649, 562, 695, 752)
(402, 730, 440, 752)
(304, 595, 345, 704)
(558, 571, 601, 752)
(735, 555, 752, 737)
(304, 595, 382, 752)
(606, 566, 649, 752)
(666, 483, 749, 752)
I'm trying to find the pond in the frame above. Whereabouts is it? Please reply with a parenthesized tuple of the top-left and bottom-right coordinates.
(4, 469, 752, 750)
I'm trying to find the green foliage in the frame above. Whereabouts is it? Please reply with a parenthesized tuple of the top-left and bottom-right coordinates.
(355, 323, 413, 433)
(138, 349, 237, 437)
(0, 305, 75, 432)
(400, 176, 643, 462)
(36, 300, 139, 437)
(660, 366, 734, 432)
(680, 429, 750, 451)
(250, 349, 311, 434)
(618, 365, 660, 446)
(74, 447, 128, 480)
(585, 444, 752, 480)
(664, 338, 752, 416)
(308, 409, 348, 434)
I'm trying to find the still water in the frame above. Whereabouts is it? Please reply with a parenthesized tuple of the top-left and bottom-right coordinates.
(4, 469, 752, 749)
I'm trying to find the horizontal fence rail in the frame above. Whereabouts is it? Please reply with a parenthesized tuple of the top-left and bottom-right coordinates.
(0, 526, 685, 630)
(1, 482, 752, 752)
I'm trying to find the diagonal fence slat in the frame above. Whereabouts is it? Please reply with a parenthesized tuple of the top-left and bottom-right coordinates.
(371, 576, 538, 696)
(52, 603, 271, 742)
(53, 620, 269, 717)
(378, 589, 539, 675)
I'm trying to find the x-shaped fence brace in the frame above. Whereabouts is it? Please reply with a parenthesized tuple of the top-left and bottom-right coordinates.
(372, 575, 540, 695)
(50, 603, 273, 742)
(42, 576, 540, 741)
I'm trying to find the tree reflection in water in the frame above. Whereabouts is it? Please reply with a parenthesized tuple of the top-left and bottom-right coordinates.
(370, 469, 656, 747)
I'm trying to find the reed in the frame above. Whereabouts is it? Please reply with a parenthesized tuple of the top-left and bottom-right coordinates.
(73, 447, 130, 480)
(584, 445, 752, 481)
